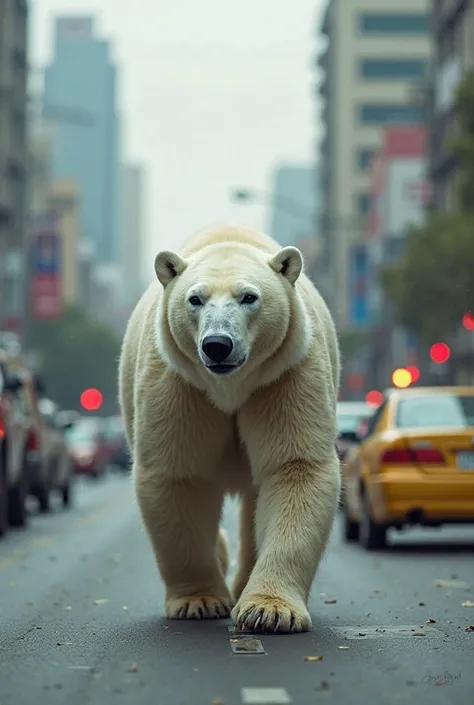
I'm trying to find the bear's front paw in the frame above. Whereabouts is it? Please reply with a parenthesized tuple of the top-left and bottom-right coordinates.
(166, 593, 234, 620)
(231, 593, 311, 634)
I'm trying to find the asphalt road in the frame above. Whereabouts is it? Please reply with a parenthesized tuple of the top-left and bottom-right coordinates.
(1, 473, 473, 705)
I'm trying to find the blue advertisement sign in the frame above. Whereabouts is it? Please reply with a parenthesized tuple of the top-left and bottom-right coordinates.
(349, 244, 368, 327)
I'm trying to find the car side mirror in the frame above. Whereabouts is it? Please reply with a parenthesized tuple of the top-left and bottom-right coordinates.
(339, 430, 359, 444)
(3, 373, 24, 393)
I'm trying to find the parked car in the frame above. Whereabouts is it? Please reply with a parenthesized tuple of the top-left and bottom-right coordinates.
(102, 416, 130, 470)
(65, 419, 108, 478)
(336, 401, 373, 463)
(0, 355, 30, 536)
(342, 386, 474, 550)
(9, 374, 75, 512)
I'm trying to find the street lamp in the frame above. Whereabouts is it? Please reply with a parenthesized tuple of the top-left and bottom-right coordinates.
(230, 186, 315, 220)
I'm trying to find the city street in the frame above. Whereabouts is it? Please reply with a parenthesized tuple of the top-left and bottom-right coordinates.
(1, 474, 473, 705)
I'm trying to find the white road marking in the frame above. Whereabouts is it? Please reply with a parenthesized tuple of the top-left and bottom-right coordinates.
(241, 687, 292, 704)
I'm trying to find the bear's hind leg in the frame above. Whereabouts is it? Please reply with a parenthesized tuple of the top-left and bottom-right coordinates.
(135, 469, 233, 619)
(231, 489, 257, 601)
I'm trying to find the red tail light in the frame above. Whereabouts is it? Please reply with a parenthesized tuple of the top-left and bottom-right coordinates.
(381, 448, 444, 464)
(0, 419, 4, 439)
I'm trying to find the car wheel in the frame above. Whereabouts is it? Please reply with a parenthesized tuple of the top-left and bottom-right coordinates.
(36, 481, 50, 513)
(359, 486, 387, 550)
(0, 469, 8, 537)
(62, 477, 73, 507)
(343, 502, 359, 541)
(8, 471, 28, 528)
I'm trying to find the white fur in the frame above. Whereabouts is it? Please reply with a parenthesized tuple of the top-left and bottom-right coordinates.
(119, 225, 340, 633)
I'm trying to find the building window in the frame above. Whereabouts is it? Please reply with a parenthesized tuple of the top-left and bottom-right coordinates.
(357, 194, 371, 215)
(359, 59, 428, 80)
(356, 148, 375, 170)
(359, 13, 429, 34)
(358, 104, 424, 125)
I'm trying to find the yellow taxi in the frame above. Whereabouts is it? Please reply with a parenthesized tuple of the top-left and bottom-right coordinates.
(342, 386, 474, 550)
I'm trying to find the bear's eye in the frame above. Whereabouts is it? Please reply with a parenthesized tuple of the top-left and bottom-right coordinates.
(188, 295, 203, 306)
(241, 294, 258, 305)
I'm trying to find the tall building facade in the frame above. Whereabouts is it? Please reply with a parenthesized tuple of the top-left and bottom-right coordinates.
(0, 0, 29, 330)
(317, 0, 431, 328)
(430, 0, 474, 213)
(121, 163, 145, 309)
(44, 16, 120, 264)
(268, 164, 317, 247)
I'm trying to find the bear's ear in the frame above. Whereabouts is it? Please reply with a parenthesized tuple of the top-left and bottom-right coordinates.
(268, 246, 303, 285)
(154, 250, 187, 288)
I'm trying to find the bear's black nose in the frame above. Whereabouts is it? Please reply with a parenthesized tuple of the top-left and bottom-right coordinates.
(202, 335, 233, 363)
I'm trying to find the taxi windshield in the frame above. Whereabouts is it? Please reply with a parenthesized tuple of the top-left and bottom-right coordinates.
(396, 394, 474, 429)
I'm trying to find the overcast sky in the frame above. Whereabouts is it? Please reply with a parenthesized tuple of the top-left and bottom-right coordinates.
(30, 0, 325, 276)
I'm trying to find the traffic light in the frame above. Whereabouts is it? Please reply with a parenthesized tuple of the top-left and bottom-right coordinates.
(80, 388, 103, 411)
(429, 342, 450, 364)
(365, 390, 383, 407)
(462, 312, 474, 331)
(406, 365, 420, 383)
(392, 368, 412, 389)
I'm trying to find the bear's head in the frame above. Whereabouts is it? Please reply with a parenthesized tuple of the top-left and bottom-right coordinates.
(154, 241, 310, 393)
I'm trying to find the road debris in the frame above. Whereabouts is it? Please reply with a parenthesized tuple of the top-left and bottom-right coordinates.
(337, 646, 350, 649)
(304, 655, 323, 661)
(413, 632, 425, 637)
(465, 625, 474, 632)
(462, 601, 474, 607)
(230, 637, 265, 654)
(94, 599, 110, 605)
(434, 579, 470, 590)
(127, 663, 138, 672)
(324, 599, 337, 604)
(426, 618, 436, 624)
(211, 698, 225, 705)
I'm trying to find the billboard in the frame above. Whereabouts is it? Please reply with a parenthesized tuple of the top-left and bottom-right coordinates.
(30, 213, 63, 320)
(366, 126, 429, 324)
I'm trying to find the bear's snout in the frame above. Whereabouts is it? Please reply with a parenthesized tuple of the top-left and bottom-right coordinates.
(201, 334, 234, 363)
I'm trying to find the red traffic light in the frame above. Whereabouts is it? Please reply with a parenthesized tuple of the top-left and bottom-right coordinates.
(430, 342, 450, 364)
(365, 390, 383, 407)
(80, 388, 103, 411)
(406, 365, 420, 383)
(462, 312, 474, 331)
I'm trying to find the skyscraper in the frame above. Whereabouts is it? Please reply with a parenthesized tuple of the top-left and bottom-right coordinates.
(0, 0, 28, 331)
(316, 0, 431, 328)
(121, 163, 145, 310)
(44, 16, 120, 264)
(268, 164, 317, 248)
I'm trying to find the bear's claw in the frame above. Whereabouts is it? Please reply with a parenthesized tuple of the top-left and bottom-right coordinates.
(167, 594, 233, 620)
(231, 593, 311, 634)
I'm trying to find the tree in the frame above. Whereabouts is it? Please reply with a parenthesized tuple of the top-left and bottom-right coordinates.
(27, 304, 122, 415)
(381, 213, 474, 344)
(380, 69, 474, 344)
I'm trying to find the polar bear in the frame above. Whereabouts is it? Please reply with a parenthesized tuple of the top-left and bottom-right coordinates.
(119, 224, 340, 633)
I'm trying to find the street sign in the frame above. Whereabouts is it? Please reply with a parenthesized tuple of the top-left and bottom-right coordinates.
(30, 213, 63, 320)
